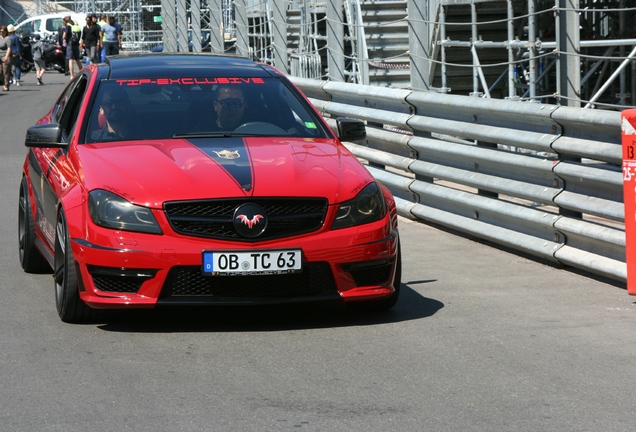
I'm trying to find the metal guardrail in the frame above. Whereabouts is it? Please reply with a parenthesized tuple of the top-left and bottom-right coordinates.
(290, 76, 626, 283)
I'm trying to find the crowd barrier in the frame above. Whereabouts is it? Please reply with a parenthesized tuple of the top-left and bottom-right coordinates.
(290, 77, 626, 283)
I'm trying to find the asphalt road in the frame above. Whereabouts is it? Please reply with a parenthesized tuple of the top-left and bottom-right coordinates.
(2, 69, 636, 432)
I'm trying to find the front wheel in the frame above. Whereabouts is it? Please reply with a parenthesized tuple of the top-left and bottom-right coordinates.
(54, 210, 96, 323)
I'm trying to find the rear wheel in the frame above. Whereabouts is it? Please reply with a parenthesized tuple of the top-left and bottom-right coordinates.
(18, 179, 49, 273)
(54, 210, 95, 323)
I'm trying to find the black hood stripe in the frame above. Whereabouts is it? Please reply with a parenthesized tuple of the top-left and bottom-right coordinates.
(186, 137, 253, 192)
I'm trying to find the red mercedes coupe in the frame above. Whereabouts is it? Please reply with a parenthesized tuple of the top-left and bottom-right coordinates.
(18, 53, 401, 323)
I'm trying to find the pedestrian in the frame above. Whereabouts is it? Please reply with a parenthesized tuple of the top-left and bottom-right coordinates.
(97, 14, 108, 62)
(32, 33, 45, 85)
(81, 16, 100, 64)
(8, 24, 21, 86)
(65, 19, 83, 79)
(58, 15, 70, 75)
(0, 25, 11, 91)
(100, 16, 122, 57)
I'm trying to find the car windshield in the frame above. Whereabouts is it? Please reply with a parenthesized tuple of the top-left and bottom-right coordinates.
(85, 77, 330, 143)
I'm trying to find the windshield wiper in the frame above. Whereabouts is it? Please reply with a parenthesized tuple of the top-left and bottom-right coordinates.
(173, 132, 235, 138)
(173, 132, 279, 139)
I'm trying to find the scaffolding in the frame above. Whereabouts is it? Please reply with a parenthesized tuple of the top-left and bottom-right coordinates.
(429, 0, 636, 109)
(6, 0, 635, 110)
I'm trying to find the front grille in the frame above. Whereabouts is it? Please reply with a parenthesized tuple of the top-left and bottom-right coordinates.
(164, 198, 328, 241)
(159, 262, 337, 300)
(92, 276, 145, 293)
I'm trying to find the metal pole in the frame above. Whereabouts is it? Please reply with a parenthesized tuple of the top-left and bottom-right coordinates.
(354, 0, 368, 85)
(162, 0, 178, 52)
(470, 2, 480, 96)
(440, 4, 448, 92)
(209, 0, 224, 53)
(507, 0, 515, 99)
(619, 0, 626, 106)
(234, 0, 249, 57)
(327, 0, 345, 82)
(528, 0, 537, 101)
(272, 0, 288, 73)
(584, 45, 636, 108)
(407, 0, 430, 91)
(558, 0, 580, 107)
(176, 0, 188, 52)
(191, 0, 202, 52)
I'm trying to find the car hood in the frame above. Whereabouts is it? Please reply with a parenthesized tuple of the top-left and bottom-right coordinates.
(78, 137, 374, 208)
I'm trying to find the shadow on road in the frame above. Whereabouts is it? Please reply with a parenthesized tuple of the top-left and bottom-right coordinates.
(95, 281, 443, 333)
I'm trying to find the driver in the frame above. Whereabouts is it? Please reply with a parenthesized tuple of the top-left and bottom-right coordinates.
(213, 85, 249, 129)
(92, 87, 136, 140)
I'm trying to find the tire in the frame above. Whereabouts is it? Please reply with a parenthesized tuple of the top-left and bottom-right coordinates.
(54, 210, 96, 323)
(348, 238, 402, 312)
(18, 179, 50, 273)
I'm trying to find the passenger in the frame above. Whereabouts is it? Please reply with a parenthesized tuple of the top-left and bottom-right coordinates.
(92, 88, 136, 140)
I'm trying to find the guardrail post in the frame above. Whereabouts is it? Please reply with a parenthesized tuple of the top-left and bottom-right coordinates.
(476, 140, 498, 198)
(622, 109, 636, 294)
(366, 121, 386, 170)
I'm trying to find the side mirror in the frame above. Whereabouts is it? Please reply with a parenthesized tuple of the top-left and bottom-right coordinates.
(336, 117, 366, 142)
(25, 123, 67, 148)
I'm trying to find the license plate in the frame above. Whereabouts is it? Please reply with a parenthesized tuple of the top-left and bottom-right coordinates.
(202, 249, 302, 275)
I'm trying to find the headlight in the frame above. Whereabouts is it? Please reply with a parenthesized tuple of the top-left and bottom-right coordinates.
(332, 182, 386, 229)
(88, 189, 162, 234)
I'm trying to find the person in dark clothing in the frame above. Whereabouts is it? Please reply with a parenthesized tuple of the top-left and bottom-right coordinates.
(65, 19, 83, 79)
(81, 16, 101, 64)
(57, 15, 70, 75)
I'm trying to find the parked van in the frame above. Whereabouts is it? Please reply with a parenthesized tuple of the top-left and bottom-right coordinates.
(14, 12, 87, 40)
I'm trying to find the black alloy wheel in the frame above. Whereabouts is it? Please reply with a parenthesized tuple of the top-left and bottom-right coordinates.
(54, 210, 95, 323)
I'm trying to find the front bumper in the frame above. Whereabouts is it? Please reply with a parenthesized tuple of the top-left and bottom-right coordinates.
(69, 209, 399, 309)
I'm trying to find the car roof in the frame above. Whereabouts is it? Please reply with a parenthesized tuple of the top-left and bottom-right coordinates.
(102, 53, 278, 80)
(18, 12, 86, 22)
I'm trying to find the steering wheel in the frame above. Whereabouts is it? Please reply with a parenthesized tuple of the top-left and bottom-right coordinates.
(233, 122, 288, 135)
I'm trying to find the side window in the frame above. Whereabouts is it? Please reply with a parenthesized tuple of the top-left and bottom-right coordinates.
(47, 18, 63, 32)
(54, 76, 89, 138)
